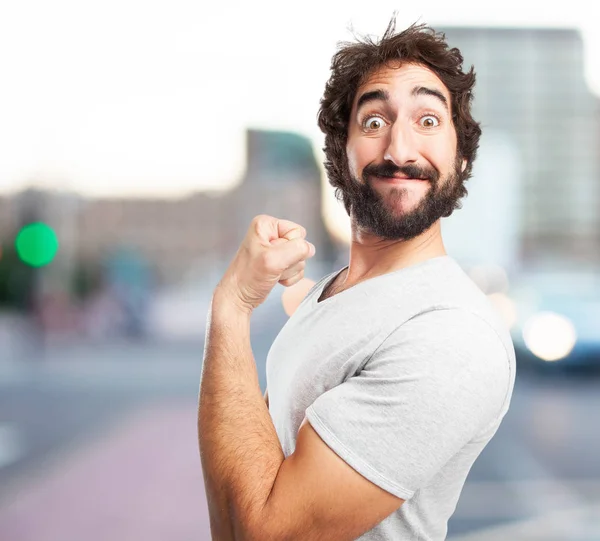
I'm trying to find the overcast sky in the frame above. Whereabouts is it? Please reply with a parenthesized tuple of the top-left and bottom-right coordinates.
(0, 0, 598, 197)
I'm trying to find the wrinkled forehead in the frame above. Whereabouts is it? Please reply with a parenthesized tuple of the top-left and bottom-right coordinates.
(353, 61, 452, 108)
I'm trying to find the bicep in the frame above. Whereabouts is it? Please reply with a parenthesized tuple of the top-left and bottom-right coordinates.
(249, 418, 404, 541)
(304, 310, 509, 497)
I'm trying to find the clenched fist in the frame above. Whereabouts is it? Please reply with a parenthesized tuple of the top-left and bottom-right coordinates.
(216, 215, 316, 313)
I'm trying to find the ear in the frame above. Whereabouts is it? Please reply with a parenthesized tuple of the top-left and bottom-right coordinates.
(461, 158, 467, 173)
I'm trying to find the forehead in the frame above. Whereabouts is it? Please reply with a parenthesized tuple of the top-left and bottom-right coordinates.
(354, 62, 451, 107)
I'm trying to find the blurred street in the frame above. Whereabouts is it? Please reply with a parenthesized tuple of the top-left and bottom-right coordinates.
(1, 306, 600, 540)
(1, 5, 600, 539)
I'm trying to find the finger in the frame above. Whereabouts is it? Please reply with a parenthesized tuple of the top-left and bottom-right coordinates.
(272, 238, 315, 269)
(252, 215, 286, 244)
(270, 237, 312, 258)
(277, 220, 306, 241)
(282, 227, 305, 241)
(279, 270, 305, 288)
(279, 261, 306, 281)
(252, 216, 306, 244)
(279, 267, 303, 283)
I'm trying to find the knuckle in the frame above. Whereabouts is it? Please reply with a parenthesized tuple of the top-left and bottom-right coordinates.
(252, 214, 270, 227)
(295, 225, 306, 238)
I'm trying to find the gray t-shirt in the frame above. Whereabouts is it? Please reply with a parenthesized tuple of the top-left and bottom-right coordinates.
(266, 255, 516, 541)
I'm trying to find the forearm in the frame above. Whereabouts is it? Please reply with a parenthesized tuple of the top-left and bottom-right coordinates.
(198, 288, 284, 540)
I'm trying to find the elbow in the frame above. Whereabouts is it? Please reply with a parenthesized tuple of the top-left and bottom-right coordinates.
(233, 518, 272, 541)
(234, 506, 292, 541)
(232, 523, 261, 541)
(238, 528, 291, 541)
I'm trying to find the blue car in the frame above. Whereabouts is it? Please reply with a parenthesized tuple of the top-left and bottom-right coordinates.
(507, 270, 600, 375)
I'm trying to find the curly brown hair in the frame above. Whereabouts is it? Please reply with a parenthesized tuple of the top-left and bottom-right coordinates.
(317, 18, 482, 215)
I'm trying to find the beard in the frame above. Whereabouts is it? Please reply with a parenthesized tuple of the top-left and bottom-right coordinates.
(345, 157, 466, 241)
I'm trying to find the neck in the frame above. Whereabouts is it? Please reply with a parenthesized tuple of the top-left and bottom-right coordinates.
(342, 220, 447, 286)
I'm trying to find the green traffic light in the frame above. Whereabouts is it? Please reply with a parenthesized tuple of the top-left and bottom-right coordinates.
(15, 222, 59, 267)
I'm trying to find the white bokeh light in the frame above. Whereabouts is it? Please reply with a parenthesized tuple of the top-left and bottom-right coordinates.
(522, 311, 578, 362)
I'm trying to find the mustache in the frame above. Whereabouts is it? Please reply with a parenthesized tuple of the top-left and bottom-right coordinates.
(362, 162, 438, 183)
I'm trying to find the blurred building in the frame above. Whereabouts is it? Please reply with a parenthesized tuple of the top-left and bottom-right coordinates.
(77, 128, 334, 284)
(229, 129, 334, 252)
(440, 26, 600, 268)
(2, 128, 334, 288)
(0, 195, 16, 238)
(75, 190, 224, 283)
(5, 28, 599, 283)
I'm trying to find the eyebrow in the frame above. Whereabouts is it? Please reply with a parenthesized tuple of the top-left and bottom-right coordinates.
(356, 89, 389, 111)
(355, 85, 449, 113)
(412, 86, 449, 112)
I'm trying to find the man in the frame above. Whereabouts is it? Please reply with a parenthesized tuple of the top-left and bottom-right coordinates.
(198, 19, 516, 541)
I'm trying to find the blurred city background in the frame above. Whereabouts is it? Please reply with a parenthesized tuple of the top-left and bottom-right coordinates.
(1, 1, 600, 540)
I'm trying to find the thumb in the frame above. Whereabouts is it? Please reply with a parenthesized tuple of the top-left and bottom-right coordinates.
(283, 228, 305, 241)
(276, 238, 315, 268)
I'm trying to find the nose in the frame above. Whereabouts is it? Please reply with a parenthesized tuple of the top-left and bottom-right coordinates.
(383, 121, 420, 166)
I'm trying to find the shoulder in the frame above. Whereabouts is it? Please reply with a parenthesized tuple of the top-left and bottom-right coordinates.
(407, 259, 516, 360)
(372, 308, 513, 424)
(375, 308, 512, 385)
(390, 307, 506, 344)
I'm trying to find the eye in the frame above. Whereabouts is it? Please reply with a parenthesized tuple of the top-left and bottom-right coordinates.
(363, 116, 387, 131)
(420, 115, 440, 128)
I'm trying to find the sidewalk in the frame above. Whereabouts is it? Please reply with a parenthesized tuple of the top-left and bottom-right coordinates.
(0, 400, 211, 541)
(2, 389, 600, 540)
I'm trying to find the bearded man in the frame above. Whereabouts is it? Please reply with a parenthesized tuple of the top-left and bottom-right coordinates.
(198, 19, 516, 541)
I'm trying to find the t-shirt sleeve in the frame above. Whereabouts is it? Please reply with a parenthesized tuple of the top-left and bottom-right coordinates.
(304, 308, 511, 500)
